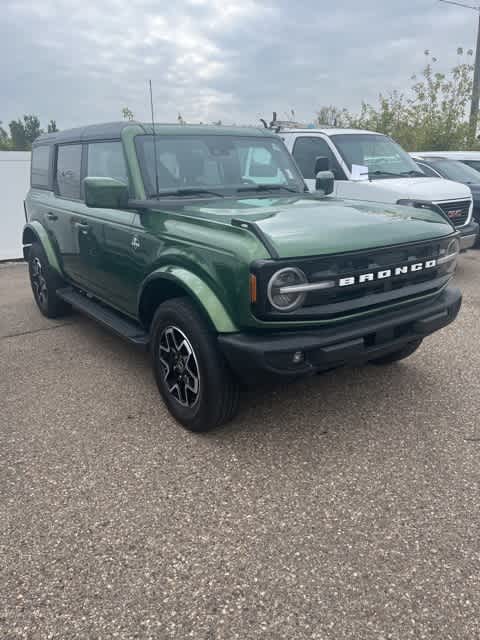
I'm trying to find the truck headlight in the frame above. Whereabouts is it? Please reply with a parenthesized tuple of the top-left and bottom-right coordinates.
(438, 237, 460, 273)
(267, 267, 308, 311)
(396, 199, 443, 214)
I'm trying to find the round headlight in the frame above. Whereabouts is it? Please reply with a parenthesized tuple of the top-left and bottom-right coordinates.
(446, 238, 460, 273)
(438, 237, 460, 273)
(267, 267, 308, 312)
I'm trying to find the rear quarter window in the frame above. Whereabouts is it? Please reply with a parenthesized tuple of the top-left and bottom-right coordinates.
(31, 146, 51, 188)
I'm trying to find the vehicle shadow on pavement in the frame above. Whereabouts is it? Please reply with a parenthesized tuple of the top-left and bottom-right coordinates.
(37, 304, 472, 451)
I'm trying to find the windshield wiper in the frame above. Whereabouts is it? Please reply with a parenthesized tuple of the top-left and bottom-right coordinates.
(236, 184, 300, 194)
(148, 187, 225, 198)
(369, 170, 404, 177)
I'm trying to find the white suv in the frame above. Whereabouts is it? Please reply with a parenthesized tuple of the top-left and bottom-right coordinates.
(280, 128, 478, 250)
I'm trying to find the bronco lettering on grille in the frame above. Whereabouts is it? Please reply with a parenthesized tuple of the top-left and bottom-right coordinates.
(338, 259, 437, 287)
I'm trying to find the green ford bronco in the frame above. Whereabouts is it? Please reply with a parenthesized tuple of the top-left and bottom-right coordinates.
(24, 122, 461, 431)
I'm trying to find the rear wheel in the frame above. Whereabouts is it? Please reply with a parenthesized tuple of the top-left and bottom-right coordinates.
(370, 339, 422, 365)
(151, 298, 239, 432)
(28, 242, 71, 318)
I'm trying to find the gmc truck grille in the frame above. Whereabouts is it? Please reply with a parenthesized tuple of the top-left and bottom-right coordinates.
(436, 199, 470, 227)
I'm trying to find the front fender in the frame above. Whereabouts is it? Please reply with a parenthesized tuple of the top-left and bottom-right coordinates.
(22, 221, 62, 275)
(139, 267, 238, 333)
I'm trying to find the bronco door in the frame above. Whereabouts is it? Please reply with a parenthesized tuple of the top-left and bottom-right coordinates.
(76, 140, 139, 314)
(46, 142, 95, 288)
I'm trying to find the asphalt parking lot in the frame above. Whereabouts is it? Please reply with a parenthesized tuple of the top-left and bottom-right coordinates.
(1, 256, 480, 640)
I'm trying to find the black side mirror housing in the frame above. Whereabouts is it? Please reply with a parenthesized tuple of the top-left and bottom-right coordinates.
(315, 170, 335, 195)
(84, 177, 129, 209)
(314, 155, 330, 175)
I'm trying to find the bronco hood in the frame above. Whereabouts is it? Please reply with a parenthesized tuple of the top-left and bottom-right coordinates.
(182, 195, 455, 259)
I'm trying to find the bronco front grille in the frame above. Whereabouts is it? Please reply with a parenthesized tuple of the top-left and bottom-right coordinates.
(436, 199, 470, 227)
(252, 237, 456, 321)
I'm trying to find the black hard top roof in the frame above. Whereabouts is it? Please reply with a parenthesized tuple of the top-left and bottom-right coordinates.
(33, 121, 272, 147)
(33, 122, 133, 146)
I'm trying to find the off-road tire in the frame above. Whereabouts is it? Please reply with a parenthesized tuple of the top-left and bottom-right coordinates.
(28, 242, 71, 318)
(370, 339, 423, 365)
(151, 297, 240, 432)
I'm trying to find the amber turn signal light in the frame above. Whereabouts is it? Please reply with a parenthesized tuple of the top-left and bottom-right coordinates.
(249, 274, 257, 303)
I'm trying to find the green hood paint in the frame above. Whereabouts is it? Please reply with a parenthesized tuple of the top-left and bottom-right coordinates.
(181, 195, 454, 259)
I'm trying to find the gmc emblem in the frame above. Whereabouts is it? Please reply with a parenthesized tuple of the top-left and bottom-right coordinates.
(447, 209, 464, 219)
(339, 260, 437, 287)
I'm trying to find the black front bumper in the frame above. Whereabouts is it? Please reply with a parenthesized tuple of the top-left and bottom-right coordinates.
(218, 286, 462, 382)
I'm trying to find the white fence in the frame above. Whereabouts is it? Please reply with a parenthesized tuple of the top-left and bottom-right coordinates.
(0, 151, 31, 260)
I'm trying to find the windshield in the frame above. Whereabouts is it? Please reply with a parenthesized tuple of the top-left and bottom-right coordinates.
(331, 133, 422, 179)
(432, 158, 480, 183)
(463, 159, 480, 174)
(135, 134, 306, 197)
(431, 158, 480, 184)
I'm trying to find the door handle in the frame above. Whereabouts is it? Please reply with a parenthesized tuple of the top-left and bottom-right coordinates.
(46, 212, 58, 221)
(75, 221, 89, 234)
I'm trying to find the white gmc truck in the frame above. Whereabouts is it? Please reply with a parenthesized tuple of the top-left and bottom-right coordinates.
(279, 127, 478, 250)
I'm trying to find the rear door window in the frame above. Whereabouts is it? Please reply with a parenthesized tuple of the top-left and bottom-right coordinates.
(56, 144, 82, 199)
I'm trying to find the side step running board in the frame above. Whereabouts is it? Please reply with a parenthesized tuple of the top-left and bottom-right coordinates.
(56, 287, 149, 349)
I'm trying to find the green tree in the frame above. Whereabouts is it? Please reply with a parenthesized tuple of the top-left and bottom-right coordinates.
(347, 92, 416, 148)
(339, 51, 474, 151)
(122, 107, 135, 121)
(23, 114, 43, 145)
(0, 122, 9, 149)
(8, 114, 45, 150)
(9, 119, 28, 150)
(317, 105, 349, 127)
(47, 120, 58, 133)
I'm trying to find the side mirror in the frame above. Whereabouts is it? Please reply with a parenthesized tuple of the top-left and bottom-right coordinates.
(314, 155, 330, 175)
(315, 170, 335, 195)
(84, 177, 129, 209)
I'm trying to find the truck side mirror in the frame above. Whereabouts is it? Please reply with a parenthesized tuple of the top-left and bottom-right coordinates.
(315, 170, 334, 195)
(314, 156, 330, 174)
(84, 177, 129, 209)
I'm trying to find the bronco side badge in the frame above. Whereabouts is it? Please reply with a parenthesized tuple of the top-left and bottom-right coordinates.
(131, 235, 140, 251)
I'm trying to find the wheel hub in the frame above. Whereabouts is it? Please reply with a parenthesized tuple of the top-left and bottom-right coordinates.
(158, 326, 200, 408)
(31, 257, 48, 307)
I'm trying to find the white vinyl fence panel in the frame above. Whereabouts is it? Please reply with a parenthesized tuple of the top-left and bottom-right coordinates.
(0, 151, 31, 260)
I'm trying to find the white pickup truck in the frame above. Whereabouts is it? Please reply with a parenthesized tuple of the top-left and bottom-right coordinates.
(279, 127, 478, 250)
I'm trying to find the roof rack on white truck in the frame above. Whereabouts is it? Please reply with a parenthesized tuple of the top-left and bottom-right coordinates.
(276, 127, 478, 251)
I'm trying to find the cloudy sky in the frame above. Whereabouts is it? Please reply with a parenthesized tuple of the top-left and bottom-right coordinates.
(1, 0, 478, 129)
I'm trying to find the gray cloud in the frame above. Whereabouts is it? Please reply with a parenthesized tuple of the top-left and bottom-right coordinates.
(0, 0, 477, 129)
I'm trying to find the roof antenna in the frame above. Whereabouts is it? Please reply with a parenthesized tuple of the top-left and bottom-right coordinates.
(149, 79, 160, 197)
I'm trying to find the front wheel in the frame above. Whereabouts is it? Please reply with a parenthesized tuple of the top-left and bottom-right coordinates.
(369, 339, 423, 365)
(151, 298, 239, 432)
